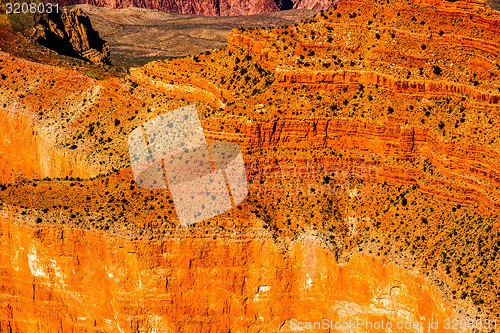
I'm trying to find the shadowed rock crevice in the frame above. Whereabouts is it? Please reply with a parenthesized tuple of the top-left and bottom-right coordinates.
(278, 0, 295, 10)
(57, 0, 340, 15)
(32, 7, 110, 64)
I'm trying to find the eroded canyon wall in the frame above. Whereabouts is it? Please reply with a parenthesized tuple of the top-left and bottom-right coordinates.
(1, 0, 500, 330)
(0, 214, 462, 332)
(56, 0, 340, 15)
(0, 52, 104, 183)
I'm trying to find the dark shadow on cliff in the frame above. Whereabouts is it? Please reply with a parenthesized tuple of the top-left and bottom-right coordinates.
(279, 0, 295, 10)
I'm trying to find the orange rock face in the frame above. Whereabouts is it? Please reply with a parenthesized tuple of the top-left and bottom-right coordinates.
(1, 0, 500, 331)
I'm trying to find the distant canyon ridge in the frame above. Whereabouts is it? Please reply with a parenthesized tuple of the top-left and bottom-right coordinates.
(59, 0, 341, 15)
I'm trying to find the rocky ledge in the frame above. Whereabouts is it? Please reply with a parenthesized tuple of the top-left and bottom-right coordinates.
(32, 7, 110, 64)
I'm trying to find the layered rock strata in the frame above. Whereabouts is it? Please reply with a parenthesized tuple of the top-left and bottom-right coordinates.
(0, 213, 462, 332)
(57, 0, 341, 15)
(1, 0, 500, 330)
(32, 8, 110, 64)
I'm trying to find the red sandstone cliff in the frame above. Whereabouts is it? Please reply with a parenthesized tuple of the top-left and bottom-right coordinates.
(56, 0, 340, 15)
(32, 8, 111, 64)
